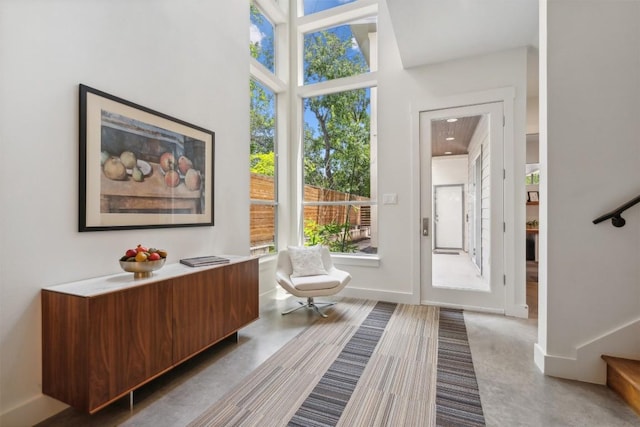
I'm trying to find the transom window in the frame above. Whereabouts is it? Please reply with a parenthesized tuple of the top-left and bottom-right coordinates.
(250, 4, 275, 73)
(303, 17, 377, 85)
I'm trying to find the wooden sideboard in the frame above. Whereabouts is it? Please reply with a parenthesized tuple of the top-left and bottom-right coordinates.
(41, 256, 258, 414)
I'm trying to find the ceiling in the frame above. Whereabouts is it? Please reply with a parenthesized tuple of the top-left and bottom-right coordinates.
(431, 115, 481, 157)
(387, 0, 539, 68)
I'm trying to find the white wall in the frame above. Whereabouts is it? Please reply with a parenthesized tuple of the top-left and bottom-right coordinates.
(527, 97, 540, 135)
(536, 0, 640, 383)
(526, 133, 540, 164)
(432, 155, 468, 187)
(527, 47, 540, 135)
(0, 1, 250, 424)
(338, 1, 529, 314)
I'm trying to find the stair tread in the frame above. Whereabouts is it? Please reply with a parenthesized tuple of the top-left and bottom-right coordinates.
(602, 355, 640, 389)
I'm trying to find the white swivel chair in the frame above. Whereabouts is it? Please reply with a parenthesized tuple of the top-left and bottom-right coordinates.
(275, 246, 351, 318)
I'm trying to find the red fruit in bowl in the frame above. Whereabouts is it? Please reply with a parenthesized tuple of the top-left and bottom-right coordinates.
(148, 252, 161, 261)
(159, 152, 175, 172)
(164, 170, 180, 187)
(125, 249, 137, 258)
(177, 156, 193, 175)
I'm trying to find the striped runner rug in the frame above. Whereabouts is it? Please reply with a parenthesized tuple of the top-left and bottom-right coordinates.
(289, 301, 397, 426)
(436, 308, 485, 426)
(188, 299, 483, 427)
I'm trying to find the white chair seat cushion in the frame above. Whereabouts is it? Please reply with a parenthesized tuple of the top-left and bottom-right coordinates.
(291, 274, 341, 291)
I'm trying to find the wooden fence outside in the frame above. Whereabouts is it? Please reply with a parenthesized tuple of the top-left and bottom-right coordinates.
(250, 174, 371, 249)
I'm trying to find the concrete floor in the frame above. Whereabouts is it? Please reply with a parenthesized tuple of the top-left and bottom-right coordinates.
(432, 250, 489, 291)
(37, 290, 639, 427)
(465, 312, 638, 426)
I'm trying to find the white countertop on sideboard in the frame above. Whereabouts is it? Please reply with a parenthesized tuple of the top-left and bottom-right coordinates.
(43, 255, 255, 298)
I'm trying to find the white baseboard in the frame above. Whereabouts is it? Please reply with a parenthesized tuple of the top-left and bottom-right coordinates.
(339, 287, 417, 305)
(534, 342, 546, 373)
(534, 317, 640, 384)
(1, 394, 67, 427)
(259, 286, 278, 298)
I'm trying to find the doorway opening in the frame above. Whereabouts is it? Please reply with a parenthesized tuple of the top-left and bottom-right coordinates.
(420, 102, 504, 312)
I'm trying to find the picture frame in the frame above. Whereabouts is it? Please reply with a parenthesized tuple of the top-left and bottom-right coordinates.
(79, 84, 214, 231)
(528, 191, 539, 203)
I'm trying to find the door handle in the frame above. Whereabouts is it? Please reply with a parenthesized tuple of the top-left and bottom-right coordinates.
(422, 218, 429, 236)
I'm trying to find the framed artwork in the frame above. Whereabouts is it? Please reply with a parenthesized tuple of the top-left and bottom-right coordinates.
(79, 84, 214, 231)
(528, 191, 539, 203)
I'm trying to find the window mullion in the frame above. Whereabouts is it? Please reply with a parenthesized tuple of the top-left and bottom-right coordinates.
(250, 59, 287, 93)
(297, 72, 377, 98)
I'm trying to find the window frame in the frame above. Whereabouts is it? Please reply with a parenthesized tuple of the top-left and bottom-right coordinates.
(297, 0, 377, 19)
(250, 0, 288, 257)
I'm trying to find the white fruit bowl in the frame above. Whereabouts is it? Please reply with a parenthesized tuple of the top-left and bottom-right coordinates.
(119, 258, 166, 278)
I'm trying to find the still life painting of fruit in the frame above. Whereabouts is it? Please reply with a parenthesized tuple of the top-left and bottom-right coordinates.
(79, 84, 214, 231)
(100, 110, 206, 215)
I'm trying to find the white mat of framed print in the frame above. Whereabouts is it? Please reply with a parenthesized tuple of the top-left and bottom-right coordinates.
(79, 84, 214, 231)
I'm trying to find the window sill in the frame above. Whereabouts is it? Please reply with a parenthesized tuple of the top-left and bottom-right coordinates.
(256, 252, 380, 268)
(331, 254, 380, 268)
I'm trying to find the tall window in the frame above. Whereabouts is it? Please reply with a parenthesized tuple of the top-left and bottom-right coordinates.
(248, 0, 376, 256)
(250, 79, 277, 255)
(298, 5, 378, 255)
(250, 1, 285, 256)
(303, 88, 377, 254)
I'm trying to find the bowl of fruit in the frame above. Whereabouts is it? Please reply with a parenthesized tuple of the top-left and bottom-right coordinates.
(119, 244, 168, 278)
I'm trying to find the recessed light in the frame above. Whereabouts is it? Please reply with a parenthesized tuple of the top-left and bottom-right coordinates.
(446, 137, 455, 141)
(444, 151, 453, 155)
(446, 118, 458, 123)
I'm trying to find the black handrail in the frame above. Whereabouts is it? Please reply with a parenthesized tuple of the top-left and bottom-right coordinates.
(593, 194, 640, 228)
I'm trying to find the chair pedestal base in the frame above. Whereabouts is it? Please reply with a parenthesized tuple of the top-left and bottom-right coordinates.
(282, 297, 335, 318)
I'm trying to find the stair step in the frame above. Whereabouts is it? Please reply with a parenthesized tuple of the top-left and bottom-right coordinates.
(602, 355, 640, 416)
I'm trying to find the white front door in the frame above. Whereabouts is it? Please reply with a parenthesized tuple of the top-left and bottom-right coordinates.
(434, 184, 464, 249)
(420, 102, 505, 312)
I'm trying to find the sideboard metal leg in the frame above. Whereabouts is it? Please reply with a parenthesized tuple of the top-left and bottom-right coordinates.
(129, 391, 134, 412)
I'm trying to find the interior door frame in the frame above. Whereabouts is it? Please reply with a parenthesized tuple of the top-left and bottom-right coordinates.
(472, 150, 483, 271)
(410, 88, 526, 318)
(419, 102, 505, 313)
